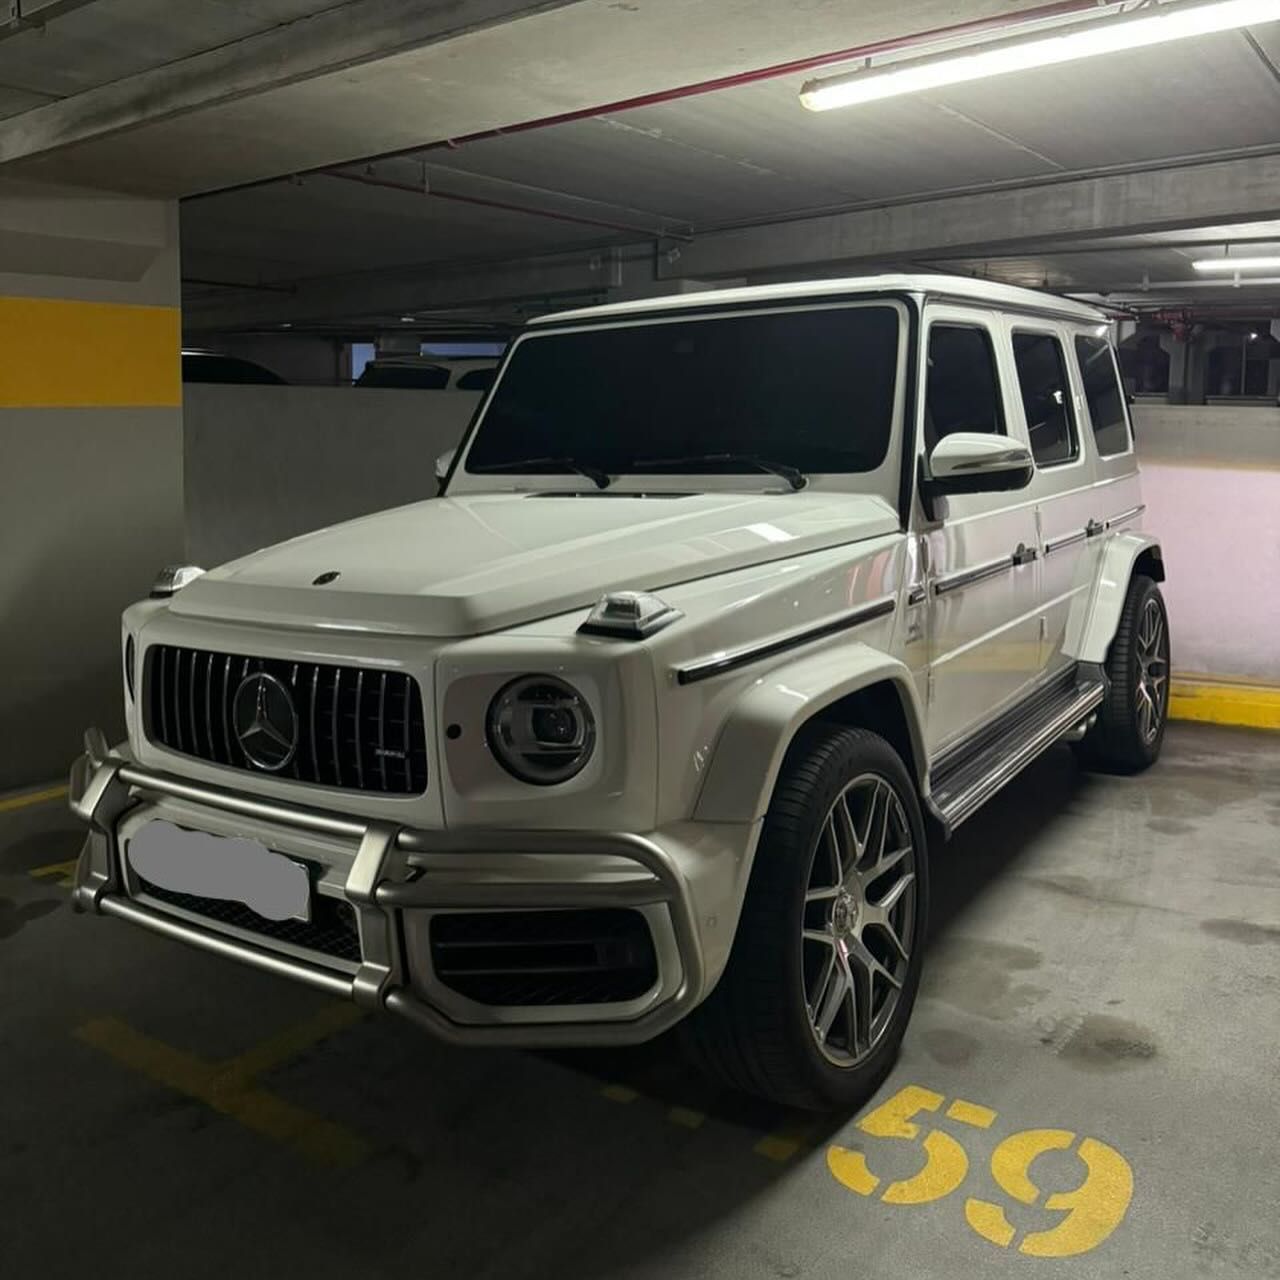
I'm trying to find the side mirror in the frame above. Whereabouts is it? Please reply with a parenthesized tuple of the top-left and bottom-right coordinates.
(434, 447, 457, 490)
(923, 432, 1033, 500)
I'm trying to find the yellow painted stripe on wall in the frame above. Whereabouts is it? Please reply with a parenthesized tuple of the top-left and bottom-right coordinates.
(0, 295, 180, 407)
(1169, 679, 1280, 731)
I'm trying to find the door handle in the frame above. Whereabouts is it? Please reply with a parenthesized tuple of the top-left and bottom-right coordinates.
(1085, 519, 1106, 538)
(1012, 542, 1038, 566)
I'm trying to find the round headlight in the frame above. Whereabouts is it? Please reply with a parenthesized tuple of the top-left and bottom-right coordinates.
(486, 675, 596, 785)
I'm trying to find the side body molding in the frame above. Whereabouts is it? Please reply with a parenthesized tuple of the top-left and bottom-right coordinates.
(1069, 533, 1165, 665)
(693, 642, 928, 825)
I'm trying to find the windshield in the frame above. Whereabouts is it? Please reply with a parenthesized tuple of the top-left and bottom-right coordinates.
(462, 304, 901, 480)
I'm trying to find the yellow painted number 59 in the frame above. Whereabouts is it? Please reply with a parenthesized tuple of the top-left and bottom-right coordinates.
(828, 1085, 1134, 1260)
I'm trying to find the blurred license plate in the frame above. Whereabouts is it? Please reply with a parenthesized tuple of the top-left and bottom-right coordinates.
(128, 819, 311, 923)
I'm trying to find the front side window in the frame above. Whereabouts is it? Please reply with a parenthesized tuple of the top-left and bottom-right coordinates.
(1013, 331, 1077, 467)
(463, 305, 901, 479)
(924, 324, 1004, 452)
(1075, 335, 1132, 456)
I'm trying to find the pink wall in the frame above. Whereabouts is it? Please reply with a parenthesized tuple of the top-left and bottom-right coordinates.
(1135, 406, 1280, 683)
(1141, 463, 1280, 681)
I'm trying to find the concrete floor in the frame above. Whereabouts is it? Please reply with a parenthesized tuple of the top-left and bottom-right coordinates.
(2, 721, 1278, 1279)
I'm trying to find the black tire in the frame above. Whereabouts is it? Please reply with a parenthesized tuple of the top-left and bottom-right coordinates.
(680, 727, 929, 1110)
(1075, 573, 1170, 773)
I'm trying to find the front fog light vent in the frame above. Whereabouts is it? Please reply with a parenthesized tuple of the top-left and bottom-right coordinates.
(486, 675, 596, 785)
(579, 590, 681, 639)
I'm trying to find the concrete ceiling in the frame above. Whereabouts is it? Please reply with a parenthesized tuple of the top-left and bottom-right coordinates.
(0, 0, 1040, 192)
(5, 0, 1277, 327)
(181, 12, 1280, 329)
(0, 0, 338, 113)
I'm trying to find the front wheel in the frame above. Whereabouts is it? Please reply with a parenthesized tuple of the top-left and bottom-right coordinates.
(680, 727, 929, 1110)
(1076, 574, 1170, 773)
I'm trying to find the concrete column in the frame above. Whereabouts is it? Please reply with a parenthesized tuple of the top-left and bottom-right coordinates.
(1185, 336, 1209, 406)
(0, 177, 184, 790)
(1160, 332, 1189, 405)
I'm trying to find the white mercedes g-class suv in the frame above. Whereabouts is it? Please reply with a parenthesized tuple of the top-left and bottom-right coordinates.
(71, 274, 1169, 1109)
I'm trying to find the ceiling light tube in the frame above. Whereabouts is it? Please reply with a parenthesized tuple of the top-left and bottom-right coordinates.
(1192, 255, 1280, 271)
(800, 0, 1280, 111)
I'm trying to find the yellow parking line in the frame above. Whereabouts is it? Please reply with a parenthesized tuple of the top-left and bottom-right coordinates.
(668, 1105, 706, 1130)
(0, 783, 68, 815)
(213, 1003, 365, 1087)
(76, 1013, 370, 1167)
(755, 1118, 821, 1163)
(600, 1083, 639, 1103)
(1169, 679, 1280, 731)
(30, 858, 80, 887)
(755, 1133, 803, 1162)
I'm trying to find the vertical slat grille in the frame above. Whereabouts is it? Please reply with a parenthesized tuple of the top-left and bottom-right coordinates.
(144, 645, 427, 796)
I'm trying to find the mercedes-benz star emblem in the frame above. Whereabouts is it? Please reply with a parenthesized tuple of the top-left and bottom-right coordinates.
(232, 672, 299, 772)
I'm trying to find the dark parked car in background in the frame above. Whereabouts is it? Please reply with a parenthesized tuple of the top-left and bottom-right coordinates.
(181, 350, 287, 385)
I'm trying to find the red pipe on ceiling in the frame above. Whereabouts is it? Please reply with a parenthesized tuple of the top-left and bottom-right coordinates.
(379, 0, 1105, 162)
(201, 0, 1107, 198)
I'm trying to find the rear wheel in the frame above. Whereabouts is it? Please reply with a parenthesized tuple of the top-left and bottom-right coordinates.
(681, 727, 928, 1110)
(1077, 573, 1170, 773)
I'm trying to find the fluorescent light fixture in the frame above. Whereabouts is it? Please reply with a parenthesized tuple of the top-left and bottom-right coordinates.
(800, 0, 1280, 111)
(1192, 255, 1280, 272)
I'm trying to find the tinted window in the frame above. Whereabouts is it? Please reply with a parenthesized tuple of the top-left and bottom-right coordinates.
(1075, 335, 1131, 455)
(466, 306, 900, 477)
(456, 367, 496, 392)
(924, 325, 1004, 451)
(1013, 331, 1077, 467)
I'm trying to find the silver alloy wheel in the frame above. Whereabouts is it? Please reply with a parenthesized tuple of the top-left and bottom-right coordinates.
(802, 773, 917, 1068)
(1135, 596, 1169, 745)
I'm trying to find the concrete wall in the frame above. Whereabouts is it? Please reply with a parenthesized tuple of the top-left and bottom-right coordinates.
(0, 177, 184, 791)
(1134, 404, 1280, 683)
(183, 385, 478, 568)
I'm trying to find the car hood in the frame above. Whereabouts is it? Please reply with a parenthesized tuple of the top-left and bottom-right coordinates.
(171, 490, 901, 637)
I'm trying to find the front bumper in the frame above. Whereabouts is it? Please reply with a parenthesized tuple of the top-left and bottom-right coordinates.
(69, 730, 745, 1047)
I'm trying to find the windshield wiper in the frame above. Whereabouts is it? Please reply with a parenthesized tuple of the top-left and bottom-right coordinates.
(633, 452, 808, 491)
(468, 456, 612, 489)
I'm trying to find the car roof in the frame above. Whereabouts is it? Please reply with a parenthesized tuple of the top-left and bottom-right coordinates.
(529, 273, 1108, 327)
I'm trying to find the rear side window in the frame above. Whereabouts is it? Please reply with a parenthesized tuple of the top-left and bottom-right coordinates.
(1075, 335, 1131, 456)
(1012, 331, 1077, 467)
(924, 325, 1005, 451)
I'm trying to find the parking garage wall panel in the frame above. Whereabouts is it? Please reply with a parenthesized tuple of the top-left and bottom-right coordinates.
(0, 178, 183, 791)
(1134, 404, 1280, 684)
(182, 384, 478, 568)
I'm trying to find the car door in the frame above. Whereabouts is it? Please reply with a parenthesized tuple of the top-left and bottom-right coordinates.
(1006, 322, 1095, 676)
(920, 306, 1043, 755)
(1057, 332, 1146, 660)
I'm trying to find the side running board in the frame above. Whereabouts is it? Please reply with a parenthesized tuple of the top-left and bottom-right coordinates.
(927, 666, 1106, 835)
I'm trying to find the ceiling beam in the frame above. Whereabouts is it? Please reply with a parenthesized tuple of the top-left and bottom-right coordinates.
(190, 151, 1280, 330)
(0, 0, 577, 172)
(661, 152, 1280, 281)
(183, 245, 649, 333)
